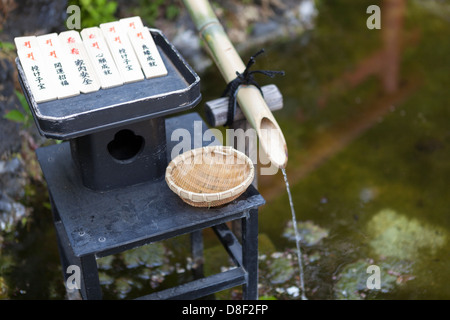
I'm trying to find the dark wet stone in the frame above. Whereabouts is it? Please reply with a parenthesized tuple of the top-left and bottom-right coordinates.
(0, 157, 25, 198)
(0, 157, 27, 232)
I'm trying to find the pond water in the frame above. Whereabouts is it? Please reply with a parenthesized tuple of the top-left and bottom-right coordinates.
(1, 0, 449, 300)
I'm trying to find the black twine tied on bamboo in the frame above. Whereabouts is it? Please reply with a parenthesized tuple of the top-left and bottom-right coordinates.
(221, 49, 285, 127)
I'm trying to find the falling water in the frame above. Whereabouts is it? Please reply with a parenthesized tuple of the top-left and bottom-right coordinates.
(282, 168, 308, 300)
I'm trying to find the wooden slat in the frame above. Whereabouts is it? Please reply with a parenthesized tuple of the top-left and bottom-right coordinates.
(100, 21, 144, 84)
(136, 267, 246, 300)
(36, 33, 80, 99)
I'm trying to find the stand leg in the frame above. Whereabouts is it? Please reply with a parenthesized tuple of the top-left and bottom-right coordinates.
(241, 209, 259, 300)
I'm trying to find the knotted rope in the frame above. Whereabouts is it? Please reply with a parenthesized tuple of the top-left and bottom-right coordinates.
(221, 49, 285, 127)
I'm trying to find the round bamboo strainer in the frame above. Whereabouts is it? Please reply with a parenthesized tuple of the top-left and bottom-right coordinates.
(165, 146, 254, 207)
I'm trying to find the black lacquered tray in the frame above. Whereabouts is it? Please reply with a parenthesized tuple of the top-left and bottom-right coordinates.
(16, 28, 201, 140)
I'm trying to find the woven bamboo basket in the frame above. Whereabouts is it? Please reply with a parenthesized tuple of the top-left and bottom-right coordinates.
(165, 146, 254, 207)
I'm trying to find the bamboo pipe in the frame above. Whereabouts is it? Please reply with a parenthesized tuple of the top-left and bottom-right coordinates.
(183, 0, 288, 169)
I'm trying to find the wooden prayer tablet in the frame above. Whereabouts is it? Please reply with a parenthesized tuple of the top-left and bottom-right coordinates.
(58, 30, 101, 94)
(62, 43, 101, 94)
(128, 27, 168, 79)
(100, 21, 145, 84)
(119, 17, 167, 79)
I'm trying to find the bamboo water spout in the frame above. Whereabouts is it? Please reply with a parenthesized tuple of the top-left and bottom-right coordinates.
(183, 0, 288, 169)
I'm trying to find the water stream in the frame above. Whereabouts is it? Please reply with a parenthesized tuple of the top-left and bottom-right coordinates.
(281, 168, 307, 301)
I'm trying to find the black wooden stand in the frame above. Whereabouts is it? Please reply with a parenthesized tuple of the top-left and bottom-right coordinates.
(37, 113, 265, 299)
